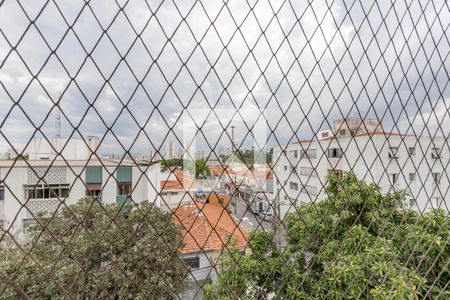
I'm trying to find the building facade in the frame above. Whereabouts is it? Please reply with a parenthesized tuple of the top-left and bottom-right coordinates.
(273, 121, 449, 219)
(0, 159, 161, 234)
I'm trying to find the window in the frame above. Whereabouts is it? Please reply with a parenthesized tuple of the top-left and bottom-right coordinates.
(86, 188, 102, 197)
(328, 169, 343, 178)
(391, 173, 399, 185)
(388, 147, 398, 159)
(117, 166, 132, 182)
(118, 183, 132, 195)
(322, 132, 329, 138)
(300, 149, 317, 159)
(183, 256, 200, 269)
(339, 129, 346, 136)
(431, 147, 440, 159)
(284, 165, 288, 171)
(350, 129, 356, 137)
(409, 199, 415, 207)
(328, 148, 342, 158)
(86, 166, 102, 184)
(432, 172, 441, 184)
(300, 184, 317, 196)
(289, 182, 299, 191)
(0, 185, 4, 200)
(24, 184, 70, 199)
(408, 147, 415, 156)
(117, 166, 132, 196)
(299, 167, 316, 177)
(289, 150, 298, 158)
(408, 173, 415, 181)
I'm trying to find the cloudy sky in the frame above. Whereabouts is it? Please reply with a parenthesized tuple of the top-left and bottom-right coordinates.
(0, 0, 448, 155)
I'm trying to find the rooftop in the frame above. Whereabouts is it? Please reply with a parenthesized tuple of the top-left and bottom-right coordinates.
(173, 201, 248, 254)
(160, 170, 204, 191)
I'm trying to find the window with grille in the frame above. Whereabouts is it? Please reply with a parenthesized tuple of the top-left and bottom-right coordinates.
(183, 257, 200, 269)
(24, 184, 70, 200)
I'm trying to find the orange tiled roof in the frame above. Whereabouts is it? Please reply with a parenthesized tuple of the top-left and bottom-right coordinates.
(161, 171, 203, 191)
(173, 202, 248, 254)
(209, 166, 230, 177)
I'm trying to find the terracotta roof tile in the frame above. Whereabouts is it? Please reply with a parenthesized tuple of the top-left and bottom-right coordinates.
(173, 202, 248, 254)
(161, 171, 204, 191)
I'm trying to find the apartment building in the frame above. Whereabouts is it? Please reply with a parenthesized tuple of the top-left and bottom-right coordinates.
(273, 119, 449, 219)
(0, 138, 161, 233)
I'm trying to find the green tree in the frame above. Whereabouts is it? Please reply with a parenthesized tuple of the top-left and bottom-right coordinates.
(160, 158, 182, 170)
(195, 159, 211, 178)
(0, 199, 188, 299)
(205, 172, 450, 299)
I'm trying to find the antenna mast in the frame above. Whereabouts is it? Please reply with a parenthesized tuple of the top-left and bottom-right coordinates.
(231, 125, 235, 154)
(55, 97, 61, 137)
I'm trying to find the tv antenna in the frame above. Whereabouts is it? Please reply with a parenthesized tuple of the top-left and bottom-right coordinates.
(55, 95, 61, 137)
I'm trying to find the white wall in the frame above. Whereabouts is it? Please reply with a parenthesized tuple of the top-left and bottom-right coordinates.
(0, 161, 161, 234)
(273, 134, 449, 219)
(180, 251, 216, 300)
(24, 137, 96, 160)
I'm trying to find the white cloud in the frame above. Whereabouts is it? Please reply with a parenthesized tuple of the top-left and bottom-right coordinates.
(0, 0, 448, 153)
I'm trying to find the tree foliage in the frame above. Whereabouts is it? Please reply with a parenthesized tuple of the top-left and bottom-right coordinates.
(206, 172, 450, 299)
(0, 199, 188, 299)
(161, 159, 211, 178)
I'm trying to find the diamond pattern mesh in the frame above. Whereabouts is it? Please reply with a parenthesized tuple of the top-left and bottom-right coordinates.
(0, 0, 449, 299)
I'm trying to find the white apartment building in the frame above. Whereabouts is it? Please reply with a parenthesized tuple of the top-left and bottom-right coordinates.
(273, 118, 449, 218)
(0, 136, 161, 234)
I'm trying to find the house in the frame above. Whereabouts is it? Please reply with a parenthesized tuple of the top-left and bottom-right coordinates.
(173, 202, 248, 299)
(160, 170, 209, 211)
